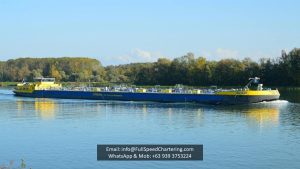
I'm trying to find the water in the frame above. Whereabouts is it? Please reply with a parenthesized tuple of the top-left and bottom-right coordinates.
(0, 88, 300, 169)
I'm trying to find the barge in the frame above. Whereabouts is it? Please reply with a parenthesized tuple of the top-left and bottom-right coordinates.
(13, 77, 280, 105)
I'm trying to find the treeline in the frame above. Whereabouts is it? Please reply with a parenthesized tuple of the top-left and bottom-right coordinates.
(0, 48, 299, 86)
(0, 57, 106, 82)
(105, 48, 300, 86)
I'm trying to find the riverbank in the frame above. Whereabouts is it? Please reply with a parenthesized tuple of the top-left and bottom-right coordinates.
(0, 82, 18, 87)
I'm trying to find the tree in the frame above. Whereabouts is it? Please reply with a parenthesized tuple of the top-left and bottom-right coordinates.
(50, 65, 62, 81)
(288, 48, 300, 85)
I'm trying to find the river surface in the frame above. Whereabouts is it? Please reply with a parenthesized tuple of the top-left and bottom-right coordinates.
(0, 88, 300, 169)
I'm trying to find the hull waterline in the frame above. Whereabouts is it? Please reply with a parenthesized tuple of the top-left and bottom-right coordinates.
(13, 90, 280, 105)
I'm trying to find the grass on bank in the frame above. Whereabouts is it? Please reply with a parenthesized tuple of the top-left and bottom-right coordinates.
(0, 159, 30, 169)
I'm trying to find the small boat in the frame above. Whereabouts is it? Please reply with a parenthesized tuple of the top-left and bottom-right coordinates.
(13, 77, 280, 105)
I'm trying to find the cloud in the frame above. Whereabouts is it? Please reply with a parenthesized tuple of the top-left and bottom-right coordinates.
(103, 48, 243, 65)
(107, 48, 165, 65)
(215, 48, 239, 59)
(200, 48, 239, 60)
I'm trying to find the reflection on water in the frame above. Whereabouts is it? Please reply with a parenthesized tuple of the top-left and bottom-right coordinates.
(135, 102, 281, 128)
(14, 98, 284, 127)
(246, 107, 279, 127)
(1, 88, 300, 169)
(16, 98, 56, 120)
(227, 105, 280, 128)
(34, 98, 56, 120)
(215, 101, 288, 128)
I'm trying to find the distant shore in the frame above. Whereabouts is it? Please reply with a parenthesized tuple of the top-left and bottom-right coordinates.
(0, 48, 299, 87)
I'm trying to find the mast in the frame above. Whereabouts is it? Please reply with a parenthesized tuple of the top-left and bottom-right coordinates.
(244, 77, 260, 89)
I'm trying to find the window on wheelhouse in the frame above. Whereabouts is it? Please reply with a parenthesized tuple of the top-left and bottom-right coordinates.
(34, 77, 55, 82)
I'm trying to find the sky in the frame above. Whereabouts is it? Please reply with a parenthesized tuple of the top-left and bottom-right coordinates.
(0, 0, 299, 65)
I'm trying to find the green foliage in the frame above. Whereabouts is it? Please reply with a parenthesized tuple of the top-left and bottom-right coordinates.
(102, 48, 300, 86)
(0, 57, 105, 82)
(0, 48, 300, 86)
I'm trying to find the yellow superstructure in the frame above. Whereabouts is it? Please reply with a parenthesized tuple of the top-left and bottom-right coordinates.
(15, 78, 62, 93)
(137, 88, 147, 93)
(215, 90, 280, 96)
(162, 89, 172, 93)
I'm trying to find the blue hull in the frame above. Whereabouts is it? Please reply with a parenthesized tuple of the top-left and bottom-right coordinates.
(13, 90, 279, 105)
(14, 90, 226, 104)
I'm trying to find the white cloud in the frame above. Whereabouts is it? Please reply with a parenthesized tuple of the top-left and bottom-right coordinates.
(215, 48, 239, 59)
(102, 48, 279, 65)
(106, 48, 165, 65)
(200, 48, 239, 60)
